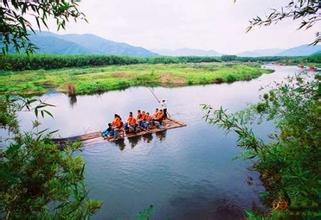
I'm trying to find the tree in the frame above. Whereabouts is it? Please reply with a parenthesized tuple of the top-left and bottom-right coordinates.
(0, 96, 102, 219)
(221, 55, 237, 62)
(203, 73, 321, 218)
(0, 1, 102, 218)
(243, 0, 321, 44)
(0, 0, 86, 54)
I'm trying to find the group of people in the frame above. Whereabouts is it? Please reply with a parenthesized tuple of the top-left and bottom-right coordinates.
(102, 100, 168, 140)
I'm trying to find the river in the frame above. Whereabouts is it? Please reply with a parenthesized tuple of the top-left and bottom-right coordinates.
(1, 65, 301, 219)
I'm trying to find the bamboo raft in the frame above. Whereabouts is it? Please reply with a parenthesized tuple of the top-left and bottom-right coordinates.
(52, 118, 186, 143)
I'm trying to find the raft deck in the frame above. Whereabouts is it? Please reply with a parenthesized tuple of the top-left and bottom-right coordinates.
(52, 118, 186, 143)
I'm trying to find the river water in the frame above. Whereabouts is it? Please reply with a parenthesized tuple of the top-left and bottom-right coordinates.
(1, 65, 301, 219)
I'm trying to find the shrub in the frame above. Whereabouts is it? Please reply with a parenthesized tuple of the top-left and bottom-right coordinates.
(226, 74, 237, 83)
(203, 72, 321, 218)
(0, 96, 102, 218)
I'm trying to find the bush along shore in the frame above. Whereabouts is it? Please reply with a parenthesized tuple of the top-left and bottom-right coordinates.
(0, 54, 284, 71)
(0, 62, 272, 96)
(203, 72, 321, 219)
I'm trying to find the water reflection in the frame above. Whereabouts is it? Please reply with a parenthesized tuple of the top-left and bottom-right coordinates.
(128, 136, 141, 149)
(114, 131, 166, 150)
(142, 133, 153, 143)
(68, 94, 77, 107)
(114, 138, 126, 151)
(155, 130, 167, 142)
(166, 180, 266, 220)
(169, 195, 246, 220)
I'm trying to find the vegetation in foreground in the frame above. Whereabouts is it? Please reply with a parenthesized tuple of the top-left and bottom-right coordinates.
(0, 63, 271, 95)
(203, 71, 321, 218)
(0, 96, 102, 219)
(0, 1, 104, 219)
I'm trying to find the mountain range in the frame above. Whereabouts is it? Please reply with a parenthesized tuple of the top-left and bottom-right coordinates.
(153, 45, 321, 57)
(237, 45, 321, 57)
(28, 31, 157, 57)
(238, 48, 284, 57)
(6, 31, 321, 57)
(276, 44, 321, 56)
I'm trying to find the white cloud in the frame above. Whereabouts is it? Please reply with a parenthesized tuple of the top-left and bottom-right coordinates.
(36, 0, 319, 54)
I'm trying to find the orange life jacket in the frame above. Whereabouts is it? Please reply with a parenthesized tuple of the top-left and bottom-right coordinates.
(137, 113, 142, 120)
(156, 112, 164, 120)
(127, 116, 137, 126)
(112, 117, 122, 128)
(145, 115, 152, 122)
(153, 111, 158, 118)
(141, 113, 146, 120)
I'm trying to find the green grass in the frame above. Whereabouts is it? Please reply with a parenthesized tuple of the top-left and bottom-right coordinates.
(0, 54, 284, 71)
(280, 53, 321, 67)
(0, 62, 271, 95)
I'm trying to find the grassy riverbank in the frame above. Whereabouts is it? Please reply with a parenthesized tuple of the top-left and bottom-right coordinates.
(0, 63, 271, 95)
(281, 53, 321, 67)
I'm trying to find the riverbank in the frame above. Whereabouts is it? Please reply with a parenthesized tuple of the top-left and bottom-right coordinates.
(0, 62, 272, 95)
(280, 53, 321, 67)
(204, 67, 321, 219)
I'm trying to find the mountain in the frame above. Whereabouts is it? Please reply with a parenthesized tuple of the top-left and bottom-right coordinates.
(26, 31, 157, 56)
(152, 48, 221, 56)
(29, 33, 92, 54)
(237, 45, 321, 57)
(9, 32, 321, 57)
(276, 44, 321, 56)
(238, 48, 284, 57)
(57, 33, 156, 57)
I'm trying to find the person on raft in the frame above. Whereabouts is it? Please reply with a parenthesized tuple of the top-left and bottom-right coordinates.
(153, 108, 159, 119)
(154, 109, 165, 128)
(112, 114, 124, 138)
(102, 123, 114, 139)
(142, 112, 153, 129)
(125, 112, 137, 133)
(141, 111, 147, 127)
(136, 110, 143, 128)
(160, 99, 167, 118)
(102, 107, 167, 139)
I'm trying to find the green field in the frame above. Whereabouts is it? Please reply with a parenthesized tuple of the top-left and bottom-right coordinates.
(0, 63, 271, 95)
(281, 53, 321, 67)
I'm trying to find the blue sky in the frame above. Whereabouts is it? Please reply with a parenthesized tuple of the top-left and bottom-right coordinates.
(41, 0, 318, 54)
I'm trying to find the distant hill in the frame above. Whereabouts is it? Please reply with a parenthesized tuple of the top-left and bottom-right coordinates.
(24, 31, 157, 56)
(238, 48, 284, 57)
(276, 44, 321, 56)
(57, 33, 156, 57)
(237, 45, 321, 57)
(6, 32, 321, 57)
(152, 48, 221, 56)
(154, 45, 321, 57)
(29, 33, 92, 54)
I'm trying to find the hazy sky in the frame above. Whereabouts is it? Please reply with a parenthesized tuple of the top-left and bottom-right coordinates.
(43, 0, 318, 54)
